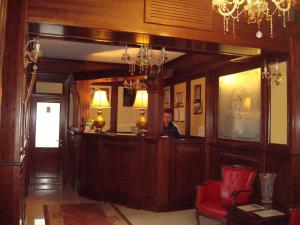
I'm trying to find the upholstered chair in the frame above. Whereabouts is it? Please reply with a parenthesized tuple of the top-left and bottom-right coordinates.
(289, 208, 300, 225)
(195, 165, 257, 225)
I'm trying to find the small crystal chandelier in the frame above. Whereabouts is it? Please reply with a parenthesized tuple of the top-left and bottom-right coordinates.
(262, 59, 282, 85)
(123, 78, 147, 92)
(122, 44, 168, 75)
(212, 0, 295, 38)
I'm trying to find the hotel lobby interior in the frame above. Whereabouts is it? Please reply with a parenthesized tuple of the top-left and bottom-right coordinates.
(1, 1, 300, 225)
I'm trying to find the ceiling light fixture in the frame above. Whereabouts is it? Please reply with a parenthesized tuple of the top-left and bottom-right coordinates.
(122, 44, 168, 75)
(212, 0, 295, 38)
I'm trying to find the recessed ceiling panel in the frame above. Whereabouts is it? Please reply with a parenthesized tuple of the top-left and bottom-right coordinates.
(40, 39, 185, 64)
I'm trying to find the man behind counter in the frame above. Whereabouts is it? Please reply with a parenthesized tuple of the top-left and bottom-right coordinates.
(163, 108, 180, 138)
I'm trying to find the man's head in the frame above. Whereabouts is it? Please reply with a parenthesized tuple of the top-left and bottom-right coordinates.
(163, 108, 173, 126)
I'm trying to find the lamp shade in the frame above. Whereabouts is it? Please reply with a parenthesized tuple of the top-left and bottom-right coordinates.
(90, 90, 110, 109)
(133, 90, 148, 109)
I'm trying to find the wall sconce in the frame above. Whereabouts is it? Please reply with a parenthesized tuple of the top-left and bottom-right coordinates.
(262, 59, 282, 86)
(24, 38, 42, 69)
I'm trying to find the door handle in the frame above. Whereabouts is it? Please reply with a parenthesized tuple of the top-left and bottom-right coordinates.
(58, 139, 63, 147)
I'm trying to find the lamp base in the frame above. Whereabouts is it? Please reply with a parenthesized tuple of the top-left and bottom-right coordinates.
(136, 109, 147, 134)
(93, 109, 105, 133)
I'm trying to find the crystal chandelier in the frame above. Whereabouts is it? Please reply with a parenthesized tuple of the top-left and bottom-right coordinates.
(122, 44, 168, 75)
(262, 59, 282, 85)
(212, 0, 295, 38)
(123, 78, 147, 92)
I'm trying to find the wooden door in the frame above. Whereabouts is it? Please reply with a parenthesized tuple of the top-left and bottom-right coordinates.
(29, 97, 66, 189)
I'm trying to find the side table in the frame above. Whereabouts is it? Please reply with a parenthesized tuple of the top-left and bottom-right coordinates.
(226, 204, 289, 225)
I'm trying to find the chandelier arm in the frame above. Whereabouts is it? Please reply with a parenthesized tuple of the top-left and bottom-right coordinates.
(272, 0, 292, 13)
(216, 3, 239, 17)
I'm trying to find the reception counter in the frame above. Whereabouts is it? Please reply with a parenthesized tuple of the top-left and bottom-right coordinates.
(76, 133, 205, 211)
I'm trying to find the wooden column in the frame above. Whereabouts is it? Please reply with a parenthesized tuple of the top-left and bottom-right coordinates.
(147, 75, 164, 137)
(110, 84, 118, 133)
(204, 73, 218, 179)
(0, 0, 27, 224)
(288, 37, 300, 203)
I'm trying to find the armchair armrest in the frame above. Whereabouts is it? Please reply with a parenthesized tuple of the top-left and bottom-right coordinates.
(232, 190, 253, 207)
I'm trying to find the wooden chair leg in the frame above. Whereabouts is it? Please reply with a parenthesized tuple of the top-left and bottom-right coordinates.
(195, 209, 200, 225)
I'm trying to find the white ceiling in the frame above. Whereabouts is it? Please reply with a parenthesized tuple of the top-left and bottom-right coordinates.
(40, 39, 185, 64)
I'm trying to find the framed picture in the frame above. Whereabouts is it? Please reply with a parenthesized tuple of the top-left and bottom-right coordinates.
(194, 85, 201, 102)
(175, 92, 184, 107)
(193, 101, 203, 114)
(164, 87, 171, 105)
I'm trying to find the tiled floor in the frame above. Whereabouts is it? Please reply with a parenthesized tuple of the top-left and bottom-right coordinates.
(25, 185, 222, 225)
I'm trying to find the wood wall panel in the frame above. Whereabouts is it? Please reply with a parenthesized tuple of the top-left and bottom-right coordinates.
(145, 0, 213, 31)
(266, 144, 290, 205)
(291, 155, 300, 203)
(27, 0, 288, 50)
(169, 138, 204, 210)
(78, 134, 204, 211)
(0, 165, 21, 225)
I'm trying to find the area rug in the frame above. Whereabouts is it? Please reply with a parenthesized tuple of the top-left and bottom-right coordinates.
(43, 202, 132, 225)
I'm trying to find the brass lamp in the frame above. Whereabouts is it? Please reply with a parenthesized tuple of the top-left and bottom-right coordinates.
(90, 90, 110, 132)
(133, 90, 148, 133)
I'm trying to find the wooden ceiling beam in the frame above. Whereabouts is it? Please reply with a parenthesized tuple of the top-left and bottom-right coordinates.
(73, 68, 131, 81)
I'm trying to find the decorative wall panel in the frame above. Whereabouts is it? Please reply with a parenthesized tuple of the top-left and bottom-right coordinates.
(145, 0, 214, 31)
(218, 68, 261, 142)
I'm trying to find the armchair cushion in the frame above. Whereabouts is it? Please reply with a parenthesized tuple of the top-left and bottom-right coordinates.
(197, 200, 227, 219)
(196, 181, 226, 219)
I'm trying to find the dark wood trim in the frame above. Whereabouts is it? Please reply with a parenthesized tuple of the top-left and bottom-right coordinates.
(185, 81, 191, 136)
(110, 84, 118, 133)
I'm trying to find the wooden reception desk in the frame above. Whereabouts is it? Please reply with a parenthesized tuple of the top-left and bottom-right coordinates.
(77, 133, 204, 212)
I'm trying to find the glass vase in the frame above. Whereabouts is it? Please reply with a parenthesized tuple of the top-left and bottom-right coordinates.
(259, 172, 276, 204)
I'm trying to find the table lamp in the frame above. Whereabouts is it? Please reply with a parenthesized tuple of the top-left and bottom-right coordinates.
(90, 90, 110, 132)
(133, 90, 148, 132)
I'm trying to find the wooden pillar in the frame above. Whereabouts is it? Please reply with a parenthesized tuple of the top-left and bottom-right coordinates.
(204, 73, 218, 179)
(0, 0, 27, 224)
(288, 37, 300, 203)
(147, 75, 164, 137)
(110, 84, 118, 133)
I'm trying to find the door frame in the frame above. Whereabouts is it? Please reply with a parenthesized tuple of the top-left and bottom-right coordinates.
(28, 94, 67, 189)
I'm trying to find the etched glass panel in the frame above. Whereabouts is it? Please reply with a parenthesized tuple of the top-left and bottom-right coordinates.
(218, 68, 261, 141)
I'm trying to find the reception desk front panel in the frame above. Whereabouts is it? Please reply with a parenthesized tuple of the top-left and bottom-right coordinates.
(78, 133, 204, 211)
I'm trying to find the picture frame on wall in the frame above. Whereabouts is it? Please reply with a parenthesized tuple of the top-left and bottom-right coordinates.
(193, 101, 203, 114)
(164, 87, 171, 105)
(175, 92, 184, 107)
(194, 85, 201, 102)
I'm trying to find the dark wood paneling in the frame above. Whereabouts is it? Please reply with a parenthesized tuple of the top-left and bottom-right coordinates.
(0, 0, 27, 224)
(266, 144, 290, 205)
(291, 154, 300, 203)
(0, 0, 26, 161)
(169, 138, 204, 210)
(78, 134, 204, 211)
(0, 165, 21, 225)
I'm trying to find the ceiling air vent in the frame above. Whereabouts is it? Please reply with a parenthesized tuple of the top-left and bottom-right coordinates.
(145, 0, 214, 31)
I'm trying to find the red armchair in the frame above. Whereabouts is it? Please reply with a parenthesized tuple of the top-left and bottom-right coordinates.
(289, 208, 300, 225)
(195, 166, 256, 224)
